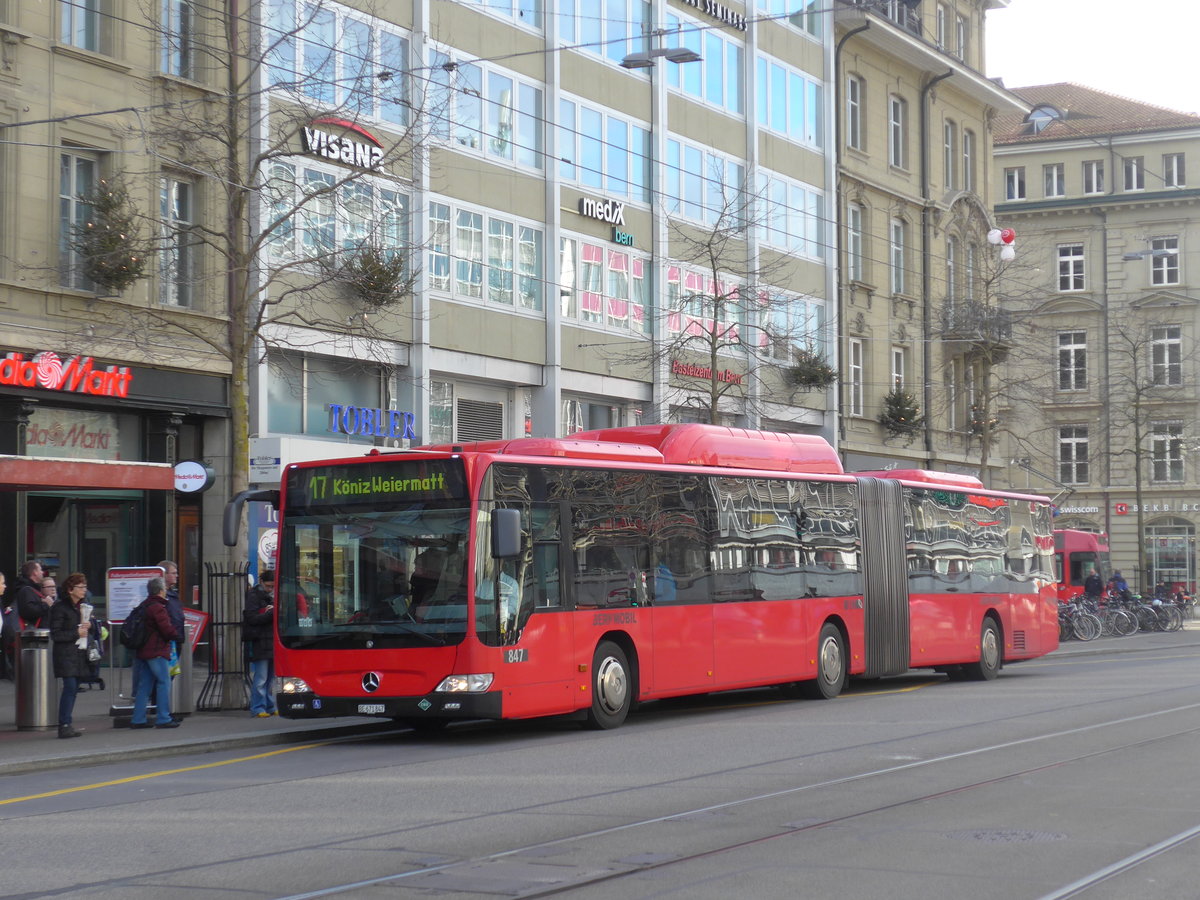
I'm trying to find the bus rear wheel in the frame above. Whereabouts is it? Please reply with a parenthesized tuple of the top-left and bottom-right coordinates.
(585, 641, 632, 730)
(962, 617, 1002, 681)
(800, 623, 846, 700)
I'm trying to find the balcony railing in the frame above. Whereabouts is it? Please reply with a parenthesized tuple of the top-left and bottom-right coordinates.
(940, 301, 1013, 351)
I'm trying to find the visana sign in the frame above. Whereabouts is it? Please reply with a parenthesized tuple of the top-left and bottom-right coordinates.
(301, 117, 385, 171)
(0, 351, 133, 398)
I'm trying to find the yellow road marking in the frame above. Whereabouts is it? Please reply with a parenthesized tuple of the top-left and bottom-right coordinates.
(0, 742, 326, 806)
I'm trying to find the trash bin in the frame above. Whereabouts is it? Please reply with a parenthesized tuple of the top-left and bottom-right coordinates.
(169, 625, 195, 717)
(16, 629, 55, 731)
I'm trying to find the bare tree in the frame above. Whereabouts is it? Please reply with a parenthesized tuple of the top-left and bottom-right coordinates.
(599, 174, 831, 427)
(64, 1, 431, 536)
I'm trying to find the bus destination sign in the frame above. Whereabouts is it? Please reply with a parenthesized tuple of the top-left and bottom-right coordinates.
(287, 459, 468, 510)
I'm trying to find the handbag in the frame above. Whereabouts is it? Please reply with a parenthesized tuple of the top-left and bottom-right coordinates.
(88, 645, 102, 662)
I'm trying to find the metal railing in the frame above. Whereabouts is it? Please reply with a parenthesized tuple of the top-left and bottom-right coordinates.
(196, 561, 251, 711)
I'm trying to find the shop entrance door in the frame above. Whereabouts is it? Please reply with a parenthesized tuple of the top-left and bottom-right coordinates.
(78, 500, 143, 614)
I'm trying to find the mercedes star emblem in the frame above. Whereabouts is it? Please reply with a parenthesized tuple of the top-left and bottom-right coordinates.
(362, 672, 381, 693)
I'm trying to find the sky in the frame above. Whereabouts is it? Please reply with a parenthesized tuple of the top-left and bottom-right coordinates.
(985, 0, 1200, 115)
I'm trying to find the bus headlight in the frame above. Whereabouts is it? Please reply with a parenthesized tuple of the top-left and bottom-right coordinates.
(280, 677, 313, 694)
(434, 673, 494, 693)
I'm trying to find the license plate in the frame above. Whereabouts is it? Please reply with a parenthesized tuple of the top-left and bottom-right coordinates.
(357, 704, 385, 715)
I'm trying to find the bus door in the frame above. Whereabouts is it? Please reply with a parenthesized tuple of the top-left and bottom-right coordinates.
(649, 543, 714, 695)
(483, 502, 576, 718)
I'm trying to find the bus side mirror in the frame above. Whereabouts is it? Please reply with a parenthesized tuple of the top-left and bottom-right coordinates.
(491, 508, 522, 558)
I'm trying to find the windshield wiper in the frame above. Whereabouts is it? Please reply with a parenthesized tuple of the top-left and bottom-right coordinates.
(333, 620, 447, 646)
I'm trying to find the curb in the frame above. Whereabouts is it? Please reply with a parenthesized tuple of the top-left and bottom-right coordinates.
(0, 720, 397, 778)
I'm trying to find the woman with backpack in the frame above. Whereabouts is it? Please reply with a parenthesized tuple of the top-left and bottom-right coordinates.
(48, 573, 92, 739)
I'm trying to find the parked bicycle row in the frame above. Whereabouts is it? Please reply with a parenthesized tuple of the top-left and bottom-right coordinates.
(1058, 592, 1190, 642)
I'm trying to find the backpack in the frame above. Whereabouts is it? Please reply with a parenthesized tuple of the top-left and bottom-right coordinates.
(119, 600, 150, 650)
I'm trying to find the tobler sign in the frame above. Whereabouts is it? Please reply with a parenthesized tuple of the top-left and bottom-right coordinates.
(0, 351, 133, 398)
(300, 117, 385, 170)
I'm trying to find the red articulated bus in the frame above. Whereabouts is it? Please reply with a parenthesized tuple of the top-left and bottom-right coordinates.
(1053, 528, 1110, 601)
(225, 424, 1059, 730)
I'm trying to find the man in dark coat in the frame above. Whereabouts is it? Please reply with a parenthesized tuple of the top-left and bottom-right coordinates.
(130, 577, 182, 729)
(15, 560, 50, 627)
(1083, 570, 1104, 599)
(243, 570, 276, 717)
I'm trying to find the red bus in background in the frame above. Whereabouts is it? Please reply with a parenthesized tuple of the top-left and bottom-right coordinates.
(1053, 529, 1110, 601)
(226, 425, 1059, 731)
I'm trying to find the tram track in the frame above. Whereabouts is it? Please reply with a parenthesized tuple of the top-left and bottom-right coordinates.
(272, 700, 1200, 900)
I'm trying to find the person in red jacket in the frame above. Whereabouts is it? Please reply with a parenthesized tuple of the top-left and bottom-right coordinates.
(130, 577, 183, 729)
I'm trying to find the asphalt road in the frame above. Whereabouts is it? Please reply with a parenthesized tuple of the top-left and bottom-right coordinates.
(4, 639, 1200, 900)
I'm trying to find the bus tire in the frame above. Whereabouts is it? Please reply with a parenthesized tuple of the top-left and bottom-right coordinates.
(801, 623, 846, 700)
(963, 617, 1002, 681)
(585, 641, 632, 730)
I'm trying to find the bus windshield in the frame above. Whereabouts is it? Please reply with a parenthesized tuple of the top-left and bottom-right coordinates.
(278, 459, 471, 650)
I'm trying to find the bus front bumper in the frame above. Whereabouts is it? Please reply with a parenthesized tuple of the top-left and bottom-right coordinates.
(276, 691, 503, 721)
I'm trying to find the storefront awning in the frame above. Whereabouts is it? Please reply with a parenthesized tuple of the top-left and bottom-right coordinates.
(0, 456, 175, 492)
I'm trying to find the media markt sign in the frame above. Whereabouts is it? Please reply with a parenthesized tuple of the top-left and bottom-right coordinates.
(0, 350, 133, 398)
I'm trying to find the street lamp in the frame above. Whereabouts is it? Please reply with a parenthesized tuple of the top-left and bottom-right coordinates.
(620, 29, 701, 69)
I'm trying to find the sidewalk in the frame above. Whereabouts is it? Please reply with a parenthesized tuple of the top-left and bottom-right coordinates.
(2, 622, 1198, 777)
(0, 662, 390, 777)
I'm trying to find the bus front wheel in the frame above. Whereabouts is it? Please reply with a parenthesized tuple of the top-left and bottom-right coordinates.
(801, 623, 847, 700)
(585, 641, 632, 730)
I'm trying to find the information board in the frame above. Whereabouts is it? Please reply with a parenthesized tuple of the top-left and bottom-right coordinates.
(105, 566, 163, 622)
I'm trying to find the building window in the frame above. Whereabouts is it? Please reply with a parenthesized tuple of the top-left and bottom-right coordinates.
(763, 292, 823, 362)
(159, 177, 194, 307)
(1057, 243, 1085, 292)
(846, 75, 864, 150)
(1124, 156, 1145, 191)
(427, 203, 541, 310)
(269, 2, 411, 127)
(268, 163, 409, 265)
(889, 218, 907, 295)
(755, 170, 822, 258)
(1005, 167, 1025, 201)
(935, 4, 947, 48)
(266, 350, 386, 437)
(1151, 236, 1180, 285)
(888, 95, 907, 168)
(964, 243, 977, 300)
(1059, 426, 1090, 485)
(962, 129, 975, 192)
(1151, 325, 1182, 386)
(560, 237, 648, 335)
(468, 0, 542, 29)
(955, 14, 968, 61)
(1083, 160, 1104, 195)
(669, 141, 746, 229)
(429, 52, 543, 168)
(1044, 162, 1065, 198)
(669, 11, 744, 116)
(846, 202, 864, 283)
(161, 0, 196, 78)
(61, 0, 100, 51)
(945, 236, 957, 303)
(1164, 153, 1186, 188)
(1058, 331, 1087, 391)
(59, 152, 98, 290)
(1151, 421, 1185, 483)
(559, 97, 649, 201)
(943, 120, 957, 189)
(755, 54, 821, 145)
(891, 346, 906, 388)
(848, 338, 864, 417)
